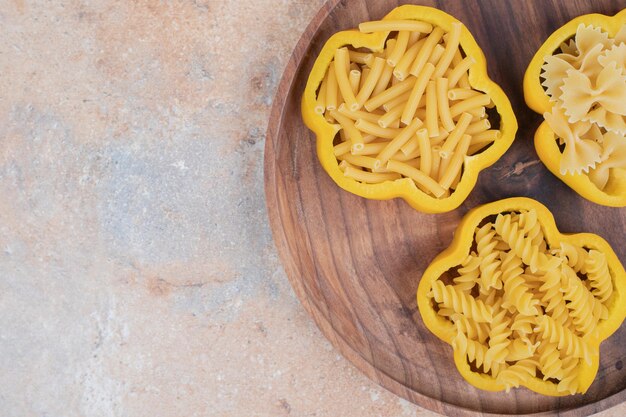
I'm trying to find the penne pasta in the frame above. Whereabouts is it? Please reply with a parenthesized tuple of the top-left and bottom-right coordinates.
(372, 63, 395, 96)
(339, 154, 391, 172)
(400, 134, 420, 156)
(355, 57, 386, 107)
(375, 118, 424, 167)
(315, 71, 329, 115)
(338, 104, 381, 124)
(408, 30, 421, 46)
(338, 159, 355, 172)
(449, 93, 491, 118)
(392, 147, 420, 161)
(427, 44, 446, 66)
(439, 134, 471, 189)
(378, 103, 406, 128)
(349, 50, 372, 65)
(334, 141, 351, 157)
(448, 56, 476, 88)
(465, 118, 491, 135)
(330, 110, 365, 150)
(344, 165, 401, 183)
(326, 65, 338, 110)
(436, 77, 455, 132)
(387, 30, 410, 67)
(401, 62, 435, 125)
(313, 17, 502, 201)
(470, 129, 501, 146)
(365, 76, 417, 111)
(360, 67, 370, 90)
(449, 163, 463, 189)
(448, 88, 481, 101)
(358, 19, 433, 34)
(383, 91, 411, 111)
(426, 80, 439, 137)
(439, 112, 473, 158)
(354, 118, 403, 139)
(430, 146, 441, 179)
(351, 141, 389, 156)
(349, 69, 361, 94)
(334, 48, 359, 110)
(417, 128, 431, 175)
(393, 38, 427, 81)
(438, 151, 452, 181)
(386, 160, 446, 197)
(409, 26, 444, 76)
(434, 21, 462, 78)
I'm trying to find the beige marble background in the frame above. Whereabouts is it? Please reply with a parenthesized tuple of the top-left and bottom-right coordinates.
(0, 1, 624, 416)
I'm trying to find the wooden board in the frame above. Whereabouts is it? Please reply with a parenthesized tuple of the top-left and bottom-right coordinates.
(264, 0, 626, 415)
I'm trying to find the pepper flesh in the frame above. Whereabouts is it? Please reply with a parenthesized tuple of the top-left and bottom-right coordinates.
(302, 5, 518, 213)
(416, 197, 626, 395)
(523, 10, 626, 207)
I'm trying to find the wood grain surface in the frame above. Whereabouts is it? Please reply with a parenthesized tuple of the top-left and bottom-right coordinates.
(264, 0, 626, 415)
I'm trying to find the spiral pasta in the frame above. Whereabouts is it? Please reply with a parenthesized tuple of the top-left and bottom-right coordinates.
(586, 249, 613, 303)
(430, 280, 493, 322)
(425, 208, 616, 394)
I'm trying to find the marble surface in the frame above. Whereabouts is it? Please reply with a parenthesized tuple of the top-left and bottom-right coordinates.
(0, 1, 624, 416)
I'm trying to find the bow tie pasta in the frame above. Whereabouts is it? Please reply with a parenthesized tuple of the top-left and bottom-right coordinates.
(540, 23, 626, 185)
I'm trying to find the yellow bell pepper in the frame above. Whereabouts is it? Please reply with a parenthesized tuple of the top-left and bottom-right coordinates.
(524, 10, 626, 207)
(302, 5, 517, 213)
(417, 197, 626, 395)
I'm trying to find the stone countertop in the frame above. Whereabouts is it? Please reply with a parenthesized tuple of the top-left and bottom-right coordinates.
(0, 1, 624, 416)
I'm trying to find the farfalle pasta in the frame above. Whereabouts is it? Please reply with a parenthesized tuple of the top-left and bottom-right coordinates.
(542, 23, 626, 177)
(525, 11, 626, 206)
(417, 198, 626, 396)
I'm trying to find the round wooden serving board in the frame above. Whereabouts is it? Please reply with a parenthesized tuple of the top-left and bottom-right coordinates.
(264, 0, 626, 415)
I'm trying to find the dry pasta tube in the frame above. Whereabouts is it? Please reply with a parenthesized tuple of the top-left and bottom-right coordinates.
(343, 165, 401, 183)
(378, 103, 406, 129)
(426, 80, 439, 137)
(355, 57, 386, 107)
(359, 67, 370, 90)
(434, 21, 462, 78)
(349, 50, 371, 64)
(393, 38, 427, 81)
(401, 62, 435, 125)
(334, 48, 359, 111)
(375, 118, 424, 168)
(351, 141, 389, 156)
(301, 5, 518, 213)
(330, 110, 364, 150)
(355, 119, 402, 139)
(387, 30, 410, 67)
(349, 69, 361, 94)
(450, 94, 491, 118)
(365, 77, 417, 111)
(436, 77, 455, 132)
(338, 104, 382, 124)
(440, 112, 473, 158)
(439, 134, 471, 189)
(448, 88, 481, 101)
(386, 160, 446, 197)
(430, 147, 442, 179)
(410, 26, 444, 76)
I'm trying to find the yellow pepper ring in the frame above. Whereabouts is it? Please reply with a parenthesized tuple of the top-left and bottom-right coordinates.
(523, 10, 626, 207)
(302, 5, 518, 213)
(416, 197, 626, 396)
